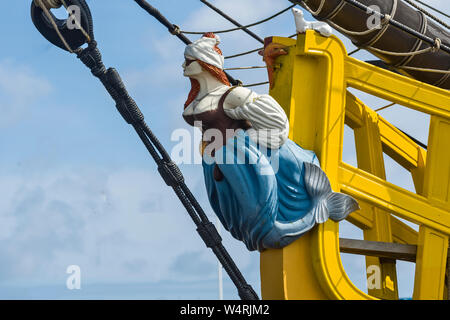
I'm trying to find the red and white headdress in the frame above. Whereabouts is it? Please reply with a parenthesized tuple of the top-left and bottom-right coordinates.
(184, 34, 224, 70)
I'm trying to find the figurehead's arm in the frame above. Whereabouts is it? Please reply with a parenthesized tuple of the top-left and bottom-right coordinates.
(223, 87, 289, 149)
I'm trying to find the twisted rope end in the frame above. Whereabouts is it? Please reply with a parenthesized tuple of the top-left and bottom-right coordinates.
(37, 0, 62, 9)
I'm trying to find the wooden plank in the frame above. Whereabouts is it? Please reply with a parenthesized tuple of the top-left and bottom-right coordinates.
(340, 238, 417, 262)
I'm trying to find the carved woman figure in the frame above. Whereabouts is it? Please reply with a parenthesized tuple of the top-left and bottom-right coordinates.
(182, 33, 359, 252)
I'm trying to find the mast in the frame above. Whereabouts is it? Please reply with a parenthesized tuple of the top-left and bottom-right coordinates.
(291, 0, 450, 89)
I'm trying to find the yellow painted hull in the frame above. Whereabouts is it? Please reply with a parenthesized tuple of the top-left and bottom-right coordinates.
(260, 31, 450, 300)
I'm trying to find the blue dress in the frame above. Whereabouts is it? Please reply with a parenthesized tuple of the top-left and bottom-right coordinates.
(202, 129, 358, 252)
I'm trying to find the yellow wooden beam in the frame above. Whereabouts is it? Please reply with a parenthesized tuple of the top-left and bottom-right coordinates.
(345, 92, 422, 171)
(413, 116, 450, 299)
(353, 103, 398, 299)
(345, 58, 450, 120)
(391, 216, 418, 245)
(378, 118, 421, 171)
(339, 163, 450, 234)
(413, 227, 449, 299)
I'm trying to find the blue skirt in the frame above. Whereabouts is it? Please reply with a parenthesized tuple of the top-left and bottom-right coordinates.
(202, 129, 321, 251)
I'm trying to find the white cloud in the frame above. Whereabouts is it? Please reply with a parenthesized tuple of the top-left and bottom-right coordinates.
(0, 164, 258, 294)
(0, 60, 52, 128)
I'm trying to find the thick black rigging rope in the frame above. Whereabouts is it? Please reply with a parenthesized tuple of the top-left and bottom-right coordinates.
(78, 42, 259, 300)
(32, 0, 259, 300)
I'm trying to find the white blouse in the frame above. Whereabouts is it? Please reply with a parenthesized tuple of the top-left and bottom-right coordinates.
(182, 86, 289, 150)
(223, 87, 289, 149)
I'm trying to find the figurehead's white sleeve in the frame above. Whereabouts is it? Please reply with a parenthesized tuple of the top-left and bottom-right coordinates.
(224, 92, 289, 149)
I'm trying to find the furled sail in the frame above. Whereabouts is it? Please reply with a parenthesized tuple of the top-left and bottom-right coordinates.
(292, 0, 450, 89)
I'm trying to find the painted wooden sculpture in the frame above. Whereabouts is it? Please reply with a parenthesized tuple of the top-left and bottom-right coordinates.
(181, 30, 359, 252)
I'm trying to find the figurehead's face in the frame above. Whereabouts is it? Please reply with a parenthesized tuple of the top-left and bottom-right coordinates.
(182, 56, 203, 78)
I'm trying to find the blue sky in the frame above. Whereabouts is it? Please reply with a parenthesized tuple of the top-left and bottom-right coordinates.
(0, 0, 448, 300)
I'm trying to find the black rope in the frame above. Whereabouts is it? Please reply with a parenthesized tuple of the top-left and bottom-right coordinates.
(75, 40, 259, 300)
(133, 0, 241, 86)
(199, 0, 265, 44)
(225, 47, 263, 59)
(243, 81, 270, 87)
(411, 0, 450, 19)
(181, 4, 296, 34)
(404, 0, 450, 29)
(398, 128, 428, 150)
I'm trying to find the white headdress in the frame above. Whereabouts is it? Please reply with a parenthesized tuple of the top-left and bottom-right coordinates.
(184, 34, 224, 70)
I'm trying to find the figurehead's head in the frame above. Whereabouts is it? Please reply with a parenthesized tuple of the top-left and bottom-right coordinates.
(183, 33, 230, 109)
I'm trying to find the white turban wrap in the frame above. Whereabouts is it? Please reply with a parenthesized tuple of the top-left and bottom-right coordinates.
(184, 35, 225, 70)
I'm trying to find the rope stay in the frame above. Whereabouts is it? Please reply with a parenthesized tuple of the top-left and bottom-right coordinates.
(224, 47, 263, 60)
(242, 81, 270, 87)
(403, 0, 450, 29)
(410, 0, 450, 19)
(32, 0, 259, 300)
(224, 66, 267, 70)
(224, 34, 295, 60)
(199, 0, 265, 44)
(375, 101, 396, 112)
(348, 47, 361, 56)
(180, 4, 296, 35)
